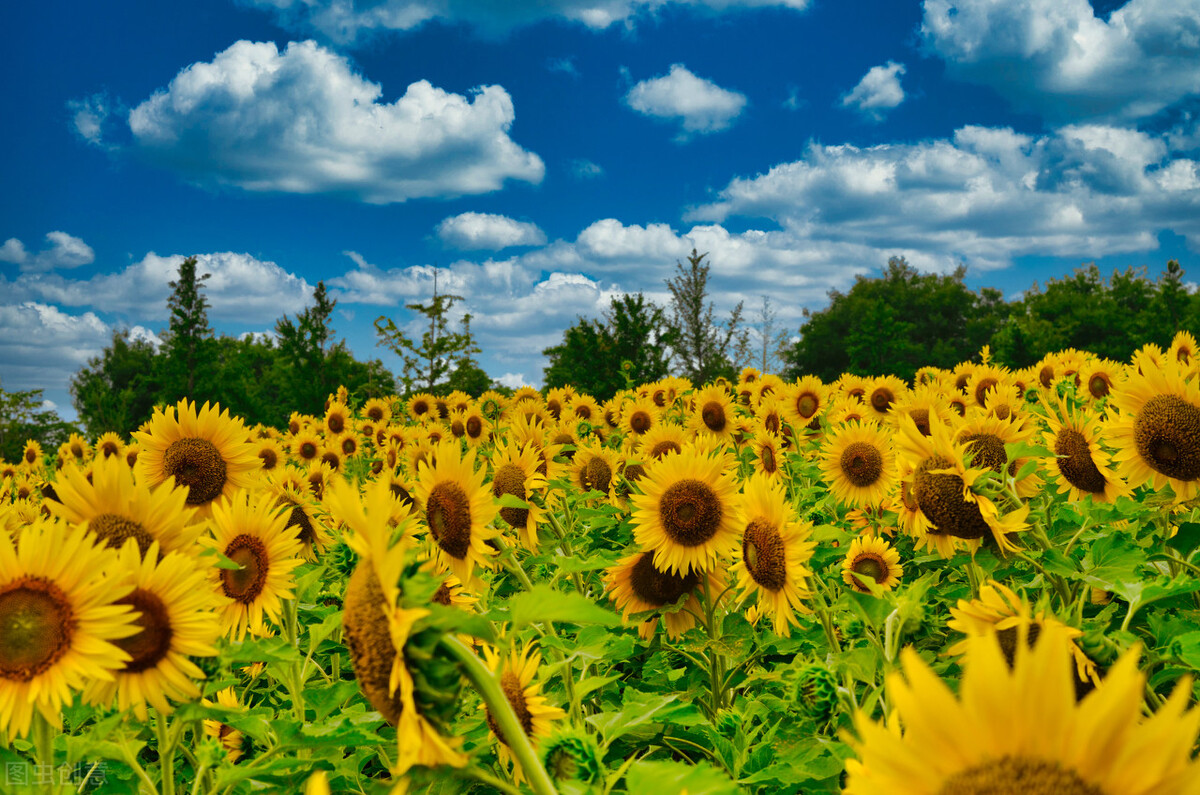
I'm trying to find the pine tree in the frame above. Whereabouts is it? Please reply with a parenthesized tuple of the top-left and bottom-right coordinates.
(665, 249, 748, 385)
(161, 256, 214, 401)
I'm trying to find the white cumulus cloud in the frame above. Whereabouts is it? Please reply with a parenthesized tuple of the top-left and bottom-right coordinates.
(625, 64, 747, 141)
(436, 212, 547, 250)
(0, 232, 95, 273)
(117, 39, 543, 203)
(840, 61, 906, 121)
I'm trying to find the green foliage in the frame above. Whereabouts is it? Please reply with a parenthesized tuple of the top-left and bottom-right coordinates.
(70, 329, 162, 437)
(0, 381, 78, 463)
(160, 255, 216, 401)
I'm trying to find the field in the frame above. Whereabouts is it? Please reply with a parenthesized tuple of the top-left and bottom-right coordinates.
(2, 339, 1200, 794)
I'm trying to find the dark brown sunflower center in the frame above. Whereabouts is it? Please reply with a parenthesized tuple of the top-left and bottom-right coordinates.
(432, 582, 452, 606)
(937, 754, 1103, 795)
(850, 553, 887, 585)
(1054, 429, 1107, 494)
(327, 414, 345, 434)
(100, 441, 121, 458)
(913, 456, 991, 539)
(870, 388, 895, 413)
(650, 441, 682, 460)
(285, 505, 316, 546)
(493, 463, 529, 529)
(1038, 365, 1055, 389)
(299, 441, 318, 460)
(574, 404, 593, 420)
(629, 552, 699, 606)
(630, 411, 652, 434)
(841, 442, 884, 487)
(759, 445, 778, 474)
(796, 393, 819, 419)
(466, 417, 484, 438)
(89, 513, 157, 556)
(24, 447, 38, 464)
(962, 433, 1008, 474)
(743, 518, 787, 590)
(0, 577, 76, 682)
(115, 587, 173, 674)
(487, 669, 535, 744)
(910, 408, 932, 436)
(763, 412, 781, 435)
(389, 481, 414, 507)
(259, 447, 278, 469)
(973, 378, 998, 407)
(584, 456, 613, 494)
(1133, 394, 1200, 481)
(411, 400, 429, 417)
(955, 373, 971, 393)
(426, 482, 473, 559)
(1088, 374, 1110, 398)
(164, 438, 227, 505)
(701, 401, 727, 432)
(341, 437, 357, 456)
(321, 451, 341, 470)
(221, 536, 269, 604)
(450, 421, 466, 438)
(659, 479, 722, 547)
(623, 463, 646, 483)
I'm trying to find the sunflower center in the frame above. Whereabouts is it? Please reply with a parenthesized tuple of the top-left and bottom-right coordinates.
(1133, 395, 1200, 481)
(432, 582, 452, 605)
(759, 445, 778, 474)
(100, 441, 121, 458)
(327, 414, 345, 434)
(258, 448, 278, 469)
(796, 394, 819, 419)
(1054, 430, 1107, 494)
(973, 378, 998, 407)
(163, 438, 227, 505)
(870, 388, 895, 413)
(341, 437, 357, 456)
(650, 441, 682, 460)
(850, 554, 887, 585)
(763, 412, 781, 435)
(466, 417, 484, 438)
(630, 411, 652, 433)
(659, 479, 722, 547)
(841, 442, 884, 487)
(487, 669, 535, 744)
(1038, 365, 1055, 388)
(623, 463, 646, 483)
(629, 552, 699, 606)
(493, 463, 529, 529)
(584, 456, 612, 494)
(450, 420, 466, 438)
(221, 536, 269, 604)
(701, 401, 726, 432)
(299, 441, 318, 460)
(743, 518, 787, 590)
(426, 483, 473, 559)
(0, 578, 76, 683)
(285, 505, 316, 546)
(961, 433, 1007, 474)
(320, 451, 341, 470)
(913, 456, 991, 539)
(937, 755, 1104, 795)
(1088, 374, 1110, 398)
(910, 409, 932, 436)
(343, 566, 404, 725)
(114, 587, 173, 674)
(89, 513, 158, 556)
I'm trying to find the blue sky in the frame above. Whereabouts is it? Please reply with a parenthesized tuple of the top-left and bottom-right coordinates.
(2, 0, 1198, 418)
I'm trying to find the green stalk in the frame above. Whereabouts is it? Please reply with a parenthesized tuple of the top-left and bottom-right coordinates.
(32, 711, 57, 791)
(155, 713, 176, 795)
(439, 636, 559, 795)
(282, 597, 308, 723)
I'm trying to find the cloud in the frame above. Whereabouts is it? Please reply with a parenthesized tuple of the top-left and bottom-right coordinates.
(624, 64, 747, 141)
(688, 123, 1200, 270)
(569, 159, 604, 179)
(246, 0, 811, 41)
(4, 251, 312, 323)
(110, 39, 542, 203)
(547, 56, 579, 77)
(840, 61, 906, 121)
(921, 0, 1200, 123)
(436, 212, 547, 250)
(0, 232, 95, 273)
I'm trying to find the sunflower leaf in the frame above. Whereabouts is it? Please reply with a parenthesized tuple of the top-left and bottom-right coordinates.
(625, 759, 739, 795)
(507, 584, 621, 627)
(495, 493, 531, 510)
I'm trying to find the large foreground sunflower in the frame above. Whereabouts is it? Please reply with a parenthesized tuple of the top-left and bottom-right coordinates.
(1107, 361, 1200, 501)
(844, 626, 1200, 795)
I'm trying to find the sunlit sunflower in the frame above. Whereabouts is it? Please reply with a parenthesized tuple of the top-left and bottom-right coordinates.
(864, 375, 907, 421)
(202, 687, 249, 763)
(21, 440, 44, 470)
(731, 473, 815, 637)
(84, 541, 220, 720)
(630, 447, 741, 575)
(1079, 358, 1121, 403)
(289, 428, 323, 465)
(568, 442, 621, 504)
(840, 535, 903, 593)
(363, 397, 393, 425)
(754, 394, 789, 439)
(739, 366, 762, 386)
(1043, 396, 1129, 503)
(254, 437, 284, 473)
(122, 442, 141, 469)
(460, 407, 492, 447)
(63, 433, 91, 463)
(751, 431, 784, 480)
(1034, 354, 1060, 390)
(482, 642, 566, 784)
(843, 626, 1200, 795)
(1169, 330, 1197, 366)
(827, 397, 874, 427)
(686, 384, 736, 442)
(304, 461, 336, 500)
(635, 422, 690, 462)
(888, 385, 954, 437)
(323, 400, 351, 437)
(966, 363, 1010, 409)
(423, 421, 452, 447)
(605, 549, 723, 640)
(819, 420, 897, 509)
(979, 382, 1027, 423)
(489, 439, 547, 550)
(954, 410, 1043, 499)
(318, 443, 344, 474)
(134, 400, 260, 517)
(1107, 361, 1200, 501)
(205, 489, 304, 640)
(952, 362, 977, 395)
(0, 518, 139, 737)
(783, 376, 828, 432)
(268, 476, 332, 560)
(414, 442, 499, 586)
(545, 386, 576, 421)
(836, 373, 871, 404)
(50, 455, 205, 558)
(621, 394, 661, 439)
(405, 392, 436, 423)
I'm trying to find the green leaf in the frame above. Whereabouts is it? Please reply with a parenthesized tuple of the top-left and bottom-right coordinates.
(219, 635, 303, 664)
(587, 690, 701, 746)
(495, 492, 532, 510)
(625, 759, 739, 795)
(1167, 522, 1200, 557)
(507, 584, 621, 627)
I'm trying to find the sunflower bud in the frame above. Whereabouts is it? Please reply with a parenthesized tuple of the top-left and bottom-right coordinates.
(1078, 628, 1120, 666)
(794, 663, 839, 724)
(541, 728, 604, 787)
(404, 625, 466, 730)
(328, 541, 358, 579)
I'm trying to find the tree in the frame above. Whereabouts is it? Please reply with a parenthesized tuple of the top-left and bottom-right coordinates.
(374, 267, 482, 395)
(159, 256, 214, 401)
(752, 296, 791, 375)
(665, 249, 748, 385)
(0, 380, 78, 463)
(275, 281, 338, 413)
(70, 329, 162, 437)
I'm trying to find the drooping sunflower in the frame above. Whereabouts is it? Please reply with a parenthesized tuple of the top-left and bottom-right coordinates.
(687, 384, 736, 443)
(206, 489, 305, 640)
(605, 549, 723, 640)
(630, 446, 741, 575)
(414, 442, 499, 586)
(1043, 396, 1129, 503)
(751, 431, 784, 480)
(84, 541, 221, 720)
(568, 441, 621, 504)
(489, 439, 548, 551)
(843, 626, 1200, 795)
(202, 687, 249, 763)
(731, 473, 815, 637)
(482, 642, 567, 785)
(819, 420, 897, 509)
(0, 518, 139, 737)
(840, 535, 903, 593)
(134, 400, 260, 516)
(50, 455, 206, 558)
(268, 476, 332, 560)
(1107, 361, 1200, 501)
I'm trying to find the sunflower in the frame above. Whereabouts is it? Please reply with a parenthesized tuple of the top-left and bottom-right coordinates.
(482, 642, 567, 784)
(1169, 330, 1197, 366)
(414, 442, 499, 586)
(568, 442, 621, 504)
(268, 476, 332, 560)
(459, 407, 491, 447)
(63, 433, 91, 463)
(0, 518, 139, 737)
(967, 363, 1010, 409)
(888, 385, 954, 436)
(405, 393, 436, 423)
(567, 394, 602, 424)
(254, 437, 284, 472)
(840, 535, 903, 593)
(90, 432, 121, 461)
(754, 394, 788, 438)
(202, 687, 249, 762)
(687, 385, 736, 442)
(84, 541, 220, 720)
(783, 376, 827, 432)
(827, 397, 874, 427)
(843, 626, 1200, 795)
(134, 400, 260, 516)
(323, 400, 351, 437)
(621, 394, 661, 438)
(50, 456, 205, 558)
(635, 422, 690, 462)
(21, 440, 44, 470)
(363, 397, 393, 425)
(864, 375, 907, 421)
(318, 443, 344, 474)
(490, 439, 548, 551)
(630, 447, 741, 575)
(1107, 361, 1200, 501)
(605, 549, 723, 640)
(546, 387, 575, 421)
(304, 461, 336, 500)
(954, 410, 1043, 499)
(836, 373, 871, 404)
(1043, 397, 1129, 503)
(205, 489, 304, 640)
(731, 473, 815, 637)
(980, 382, 1026, 423)
(739, 366, 762, 386)
(819, 420, 897, 509)
(751, 431, 784, 480)
(290, 429, 323, 465)
(1079, 358, 1121, 402)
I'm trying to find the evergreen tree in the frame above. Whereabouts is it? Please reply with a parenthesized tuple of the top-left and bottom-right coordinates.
(665, 249, 747, 385)
(160, 256, 214, 401)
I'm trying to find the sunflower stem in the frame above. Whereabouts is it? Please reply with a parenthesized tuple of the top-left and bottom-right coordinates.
(155, 712, 177, 795)
(32, 711, 58, 790)
(439, 635, 559, 795)
(282, 597, 308, 725)
(116, 732, 158, 795)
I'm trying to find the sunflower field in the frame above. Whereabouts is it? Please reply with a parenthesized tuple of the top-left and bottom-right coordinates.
(2, 334, 1200, 794)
